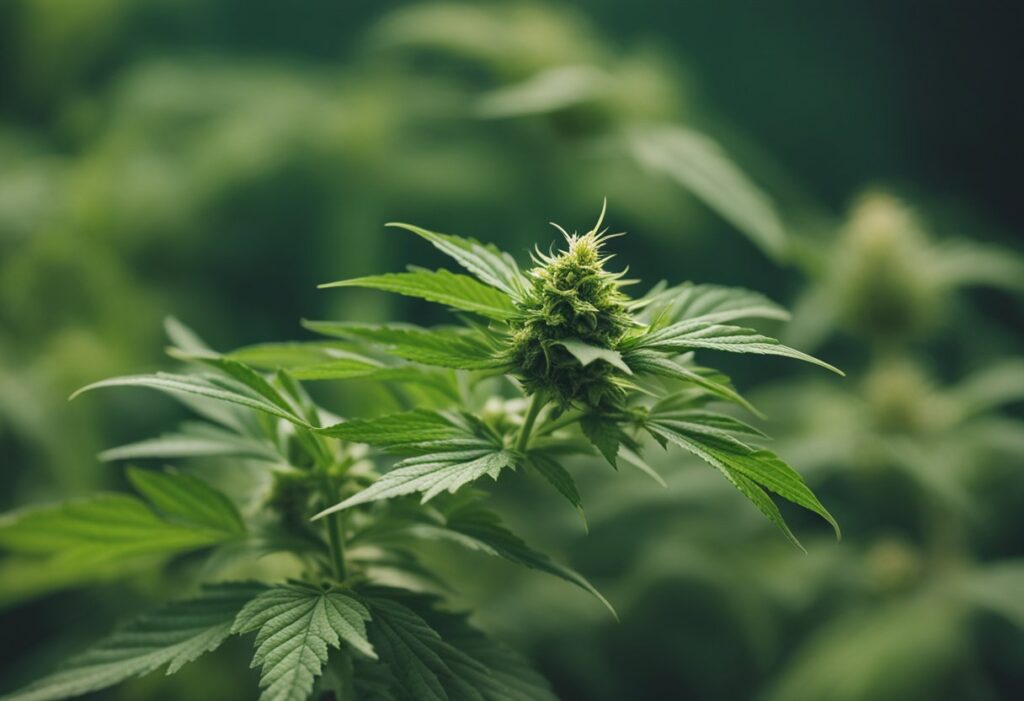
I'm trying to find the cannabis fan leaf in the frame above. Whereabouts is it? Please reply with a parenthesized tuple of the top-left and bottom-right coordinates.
(1, 204, 841, 701)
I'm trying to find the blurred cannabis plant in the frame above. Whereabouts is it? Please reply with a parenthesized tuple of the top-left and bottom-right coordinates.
(0, 208, 838, 701)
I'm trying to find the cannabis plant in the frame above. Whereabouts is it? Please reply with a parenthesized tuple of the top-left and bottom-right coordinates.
(0, 207, 839, 701)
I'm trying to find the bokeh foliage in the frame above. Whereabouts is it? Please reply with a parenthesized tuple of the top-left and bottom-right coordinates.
(1, 2, 1022, 700)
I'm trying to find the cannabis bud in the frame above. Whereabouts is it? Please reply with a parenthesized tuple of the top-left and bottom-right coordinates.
(508, 207, 633, 409)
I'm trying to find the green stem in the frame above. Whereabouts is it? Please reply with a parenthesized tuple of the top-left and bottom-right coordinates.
(322, 474, 347, 581)
(516, 392, 547, 453)
(536, 409, 583, 436)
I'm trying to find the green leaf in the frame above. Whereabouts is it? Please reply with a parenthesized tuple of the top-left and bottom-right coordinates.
(226, 342, 370, 371)
(321, 269, 517, 320)
(126, 468, 245, 537)
(527, 453, 584, 513)
(363, 597, 476, 701)
(413, 507, 615, 617)
(0, 583, 264, 701)
(645, 419, 839, 546)
(318, 410, 470, 448)
(317, 448, 518, 517)
(476, 65, 610, 118)
(579, 414, 623, 467)
(168, 352, 301, 418)
(627, 124, 789, 260)
(425, 611, 558, 701)
(618, 446, 667, 488)
(555, 337, 632, 375)
(0, 494, 235, 565)
(71, 372, 308, 426)
(232, 584, 376, 701)
(386, 223, 528, 299)
(632, 282, 790, 326)
(303, 322, 506, 370)
(100, 422, 280, 462)
(630, 320, 843, 375)
(625, 350, 761, 415)
(960, 561, 1024, 630)
(930, 239, 1024, 293)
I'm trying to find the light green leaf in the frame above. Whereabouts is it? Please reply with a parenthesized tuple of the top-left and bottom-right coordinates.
(71, 372, 308, 426)
(232, 584, 376, 701)
(227, 342, 367, 370)
(627, 124, 788, 260)
(168, 352, 300, 418)
(386, 223, 528, 299)
(0, 494, 235, 565)
(321, 269, 517, 320)
(411, 507, 614, 617)
(0, 583, 264, 701)
(618, 446, 667, 488)
(645, 420, 839, 545)
(631, 320, 843, 375)
(946, 359, 1024, 419)
(100, 422, 279, 462)
(126, 468, 245, 537)
(303, 321, 506, 370)
(960, 561, 1024, 629)
(625, 350, 760, 415)
(555, 337, 632, 375)
(632, 282, 789, 326)
(317, 449, 518, 517)
(318, 410, 470, 448)
(930, 239, 1024, 293)
(476, 64, 610, 118)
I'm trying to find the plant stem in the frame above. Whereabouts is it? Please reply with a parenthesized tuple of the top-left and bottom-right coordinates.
(323, 475, 347, 581)
(536, 409, 582, 436)
(516, 392, 546, 453)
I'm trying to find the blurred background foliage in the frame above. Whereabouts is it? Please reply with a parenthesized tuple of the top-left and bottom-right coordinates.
(1, 1, 1022, 700)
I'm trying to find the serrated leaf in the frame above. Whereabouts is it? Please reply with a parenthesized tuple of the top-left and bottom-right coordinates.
(0, 583, 263, 701)
(625, 350, 761, 415)
(426, 612, 558, 701)
(100, 422, 280, 462)
(386, 223, 528, 299)
(618, 446, 667, 488)
(645, 420, 839, 545)
(527, 453, 583, 512)
(226, 342, 370, 371)
(322, 269, 517, 320)
(631, 281, 790, 326)
(627, 124, 789, 260)
(126, 468, 245, 537)
(318, 410, 470, 448)
(364, 598, 465, 701)
(233, 584, 376, 701)
(71, 372, 308, 426)
(555, 337, 632, 375)
(630, 320, 843, 375)
(317, 449, 518, 517)
(579, 414, 622, 467)
(168, 352, 301, 418)
(0, 494, 235, 565)
(415, 507, 614, 617)
(303, 322, 506, 370)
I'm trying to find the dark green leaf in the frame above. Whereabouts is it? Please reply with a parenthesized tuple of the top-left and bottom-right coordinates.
(233, 584, 376, 701)
(0, 583, 263, 701)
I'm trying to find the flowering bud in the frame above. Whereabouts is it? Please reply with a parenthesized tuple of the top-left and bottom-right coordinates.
(508, 209, 633, 408)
